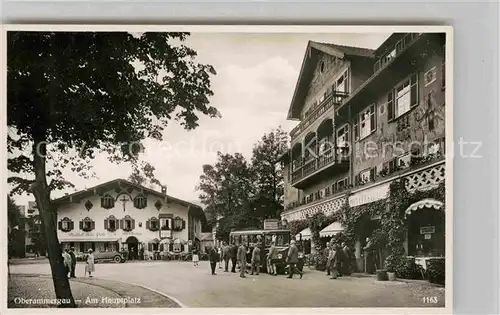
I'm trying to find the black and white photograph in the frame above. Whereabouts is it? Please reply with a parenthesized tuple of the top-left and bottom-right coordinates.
(4, 26, 452, 311)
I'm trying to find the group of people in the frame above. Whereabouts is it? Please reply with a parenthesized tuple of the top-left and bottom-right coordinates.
(325, 241, 354, 279)
(201, 239, 303, 279)
(61, 247, 95, 278)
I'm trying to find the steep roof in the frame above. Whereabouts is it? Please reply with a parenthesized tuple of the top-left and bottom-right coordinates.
(287, 40, 375, 120)
(52, 178, 203, 212)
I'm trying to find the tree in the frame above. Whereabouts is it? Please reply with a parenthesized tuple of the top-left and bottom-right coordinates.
(7, 195, 21, 228)
(8, 31, 219, 306)
(128, 160, 162, 189)
(250, 127, 288, 219)
(197, 152, 257, 241)
(8, 196, 26, 258)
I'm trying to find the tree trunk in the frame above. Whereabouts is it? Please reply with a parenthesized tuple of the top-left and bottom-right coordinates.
(32, 139, 76, 308)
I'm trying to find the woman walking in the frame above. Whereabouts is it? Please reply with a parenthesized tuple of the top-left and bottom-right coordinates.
(192, 248, 199, 266)
(85, 249, 95, 277)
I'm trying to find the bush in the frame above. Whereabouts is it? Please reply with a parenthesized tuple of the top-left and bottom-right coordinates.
(427, 258, 445, 285)
(307, 252, 328, 271)
(386, 255, 425, 280)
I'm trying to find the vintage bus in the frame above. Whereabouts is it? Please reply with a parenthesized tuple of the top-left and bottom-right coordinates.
(229, 228, 304, 274)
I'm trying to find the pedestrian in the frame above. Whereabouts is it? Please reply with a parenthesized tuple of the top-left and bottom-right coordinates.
(237, 242, 247, 278)
(250, 243, 261, 275)
(62, 248, 72, 278)
(223, 242, 231, 272)
(327, 243, 339, 279)
(324, 244, 332, 276)
(208, 246, 218, 275)
(267, 241, 278, 275)
(335, 243, 344, 277)
(69, 247, 77, 278)
(217, 246, 223, 269)
(342, 242, 353, 275)
(86, 249, 95, 277)
(363, 237, 376, 274)
(286, 240, 303, 279)
(230, 242, 238, 273)
(192, 248, 199, 266)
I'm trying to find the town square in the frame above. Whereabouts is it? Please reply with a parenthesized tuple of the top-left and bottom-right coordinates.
(7, 28, 449, 309)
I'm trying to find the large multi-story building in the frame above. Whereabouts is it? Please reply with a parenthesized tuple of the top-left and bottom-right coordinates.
(279, 33, 447, 271)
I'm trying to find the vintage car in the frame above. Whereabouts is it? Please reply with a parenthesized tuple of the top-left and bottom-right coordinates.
(81, 250, 126, 263)
(274, 247, 305, 274)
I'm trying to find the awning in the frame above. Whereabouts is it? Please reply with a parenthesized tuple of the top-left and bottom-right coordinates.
(147, 238, 160, 243)
(296, 227, 311, 241)
(405, 198, 444, 218)
(319, 222, 344, 238)
(59, 238, 120, 243)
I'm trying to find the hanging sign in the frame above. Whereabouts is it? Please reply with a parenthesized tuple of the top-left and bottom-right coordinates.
(420, 226, 435, 234)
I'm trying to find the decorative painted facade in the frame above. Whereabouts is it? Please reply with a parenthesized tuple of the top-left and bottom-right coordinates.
(54, 179, 206, 255)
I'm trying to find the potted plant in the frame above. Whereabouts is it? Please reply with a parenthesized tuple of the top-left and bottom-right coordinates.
(385, 255, 399, 281)
(387, 267, 397, 281)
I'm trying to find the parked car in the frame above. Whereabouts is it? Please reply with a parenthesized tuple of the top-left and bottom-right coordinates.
(80, 250, 125, 263)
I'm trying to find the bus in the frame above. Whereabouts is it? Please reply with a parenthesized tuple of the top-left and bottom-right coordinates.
(229, 229, 304, 274)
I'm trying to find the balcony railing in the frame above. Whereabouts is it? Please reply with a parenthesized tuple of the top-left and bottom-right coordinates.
(373, 33, 422, 73)
(291, 146, 349, 184)
(290, 91, 349, 139)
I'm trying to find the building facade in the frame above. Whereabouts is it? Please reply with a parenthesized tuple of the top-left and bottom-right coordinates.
(53, 179, 206, 256)
(279, 33, 447, 271)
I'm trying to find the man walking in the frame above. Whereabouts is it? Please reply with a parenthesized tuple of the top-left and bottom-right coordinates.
(230, 242, 238, 273)
(327, 242, 339, 279)
(223, 242, 231, 272)
(208, 245, 218, 275)
(286, 240, 303, 279)
(69, 247, 77, 278)
(267, 241, 278, 275)
(341, 242, 353, 275)
(237, 242, 247, 278)
(250, 244, 261, 275)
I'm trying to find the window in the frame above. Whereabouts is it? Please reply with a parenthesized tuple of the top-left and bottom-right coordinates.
(356, 168, 375, 185)
(161, 218, 170, 230)
(424, 66, 437, 87)
(133, 194, 147, 209)
(106, 216, 118, 232)
(388, 73, 419, 120)
(324, 186, 331, 197)
(101, 194, 115, 209)
(337, 178, 349, 191)
(121, 215, 134, 231)
(173, 243, 182, 253)
(336, 124, 349, 148)
(332, 70, 349, 98)
(58, 217, 74, 232)
(147, 217, 159, 231)
(80, 217, 94, 232)
(173, 217, 185, 231)
(397, 153, 411, 169)
(354, 104, 376, 141)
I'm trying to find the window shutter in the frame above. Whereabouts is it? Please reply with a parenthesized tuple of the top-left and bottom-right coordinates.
(182, 220, 186, 230)
(131, 219, 135, 230)
(91, 221, 95, 231)
(115, 219, 119, 229)
(146, 220, 150, 230)
(69, 221, 74, 231)
(387, 91, 394, 120)
(100, 197, 105, 208)
(148, 243, 152, 251)
(411, 73, 419, 108)
(104, 219, 109, 230)
(119, 219, 124, 230)
(389, 158, 397, 172)
(370, 106, 376, 132)
(58, 221, 62, 230)
(160, 244, 164, 251)
(79, 221, 83, 230)
(370, 168, 376, 181)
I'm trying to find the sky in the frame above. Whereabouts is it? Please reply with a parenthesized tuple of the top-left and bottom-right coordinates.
(11, 32, 390, 208)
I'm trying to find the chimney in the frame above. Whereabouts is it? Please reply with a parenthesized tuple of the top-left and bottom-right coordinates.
(161, 185, 167, 195)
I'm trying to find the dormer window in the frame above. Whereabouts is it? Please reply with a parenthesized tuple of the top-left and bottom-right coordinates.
(101, 194, 115, 209)
(58, 217, 74, 232)
(133, 194, 147, 209)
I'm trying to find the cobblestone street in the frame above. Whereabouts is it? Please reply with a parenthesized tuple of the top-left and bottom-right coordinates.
(9, 260, 445, 308)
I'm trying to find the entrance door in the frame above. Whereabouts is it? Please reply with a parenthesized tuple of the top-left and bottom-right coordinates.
(126, 236, 139, 260)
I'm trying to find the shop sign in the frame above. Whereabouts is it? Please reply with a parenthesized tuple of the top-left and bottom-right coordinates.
(420, 226, 435, 234)
(68, 232, 109, 238)
(123, 231, 143, 236)
(263, 219, 279, 230)
(424, 234, 432, 240)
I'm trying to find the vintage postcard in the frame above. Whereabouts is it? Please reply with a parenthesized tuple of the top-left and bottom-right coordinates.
(3, 25, 453, 314)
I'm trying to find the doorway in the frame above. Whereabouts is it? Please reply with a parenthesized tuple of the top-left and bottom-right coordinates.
(126, 236, 139, 260)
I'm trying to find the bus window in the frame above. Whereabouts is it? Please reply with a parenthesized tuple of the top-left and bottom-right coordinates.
(242, 235, 248, 245)
(256, 235, 263, 243)
(265, 235, 272, 246)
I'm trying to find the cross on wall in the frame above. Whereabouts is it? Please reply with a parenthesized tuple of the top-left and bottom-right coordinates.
(120, 195, 129, 212)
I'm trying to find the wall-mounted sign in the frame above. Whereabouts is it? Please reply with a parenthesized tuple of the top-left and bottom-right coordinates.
(420, 226, 435, 234)
(424, 234, 432, 240)
(263, 219, 279, 230)
(188, 240, 193, 246)
(123, 231, 143, 236)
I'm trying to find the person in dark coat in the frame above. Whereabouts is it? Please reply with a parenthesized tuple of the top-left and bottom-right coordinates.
(237, 243, 247, 278)
(335, 243, 344, 277)
(250, 244, 261, 275)
(230, 242, 238, 273)
(222, 242, 231, 272)
(341, 242, 353, 275)
(208, 245, 218, 275)
(286, 240, 303, 279)
(363, 237, 376, 274)
(69, 247, 77, 278)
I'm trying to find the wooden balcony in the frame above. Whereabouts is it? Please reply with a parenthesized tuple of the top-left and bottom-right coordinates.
(291, 147, 350, 189)
(290, 91, 348, 139)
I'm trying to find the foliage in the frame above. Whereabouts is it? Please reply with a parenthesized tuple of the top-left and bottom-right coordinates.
(7, 195, 22, 228)
(427, 258, 445, 285)
(197, 128, 288, 238)
(306, 252, 328, 271)
(308, 212, 330, 249)
(8, 31, 218, 306)
(288, 219, 309, 238)
(128, 161, 162, 189)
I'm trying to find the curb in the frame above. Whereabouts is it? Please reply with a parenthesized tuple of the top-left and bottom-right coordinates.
(9, 273, 187, 308)
(98, 278, 188, 308)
